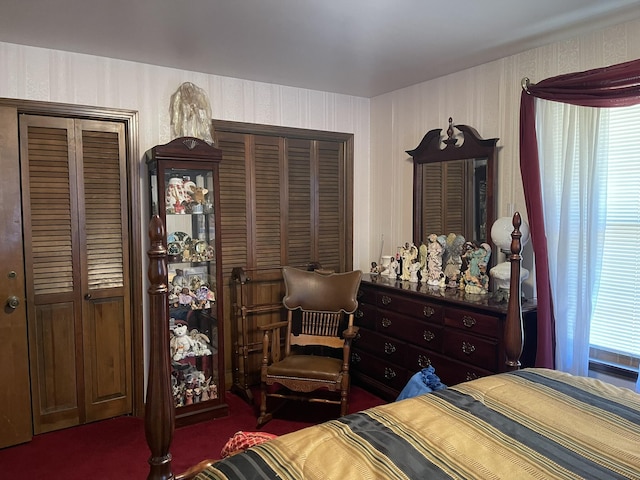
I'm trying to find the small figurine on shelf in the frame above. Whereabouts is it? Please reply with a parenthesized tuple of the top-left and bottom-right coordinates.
(165, 177, 195, 214)
(170, 322, 213, 360)
(194, 285, 215, 309)
(170, 321, 195, 361)
(178, 287, 196, 308)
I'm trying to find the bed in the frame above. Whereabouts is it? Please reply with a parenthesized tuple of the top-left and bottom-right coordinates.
(144, 213, 640, 479)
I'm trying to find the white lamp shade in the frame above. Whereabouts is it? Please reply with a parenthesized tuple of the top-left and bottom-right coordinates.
(490, 216, 530, 252)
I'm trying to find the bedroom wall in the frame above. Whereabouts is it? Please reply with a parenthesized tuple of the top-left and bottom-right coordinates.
(369, 17, 640, 298)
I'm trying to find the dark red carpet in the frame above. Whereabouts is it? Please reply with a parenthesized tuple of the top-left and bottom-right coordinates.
(0, 386, 385, 479)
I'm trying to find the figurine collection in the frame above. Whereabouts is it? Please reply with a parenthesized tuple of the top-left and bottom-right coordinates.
(371, 233, 492, 294)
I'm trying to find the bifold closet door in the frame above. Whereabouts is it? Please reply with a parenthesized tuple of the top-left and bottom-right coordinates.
(19, 114, 132, 434)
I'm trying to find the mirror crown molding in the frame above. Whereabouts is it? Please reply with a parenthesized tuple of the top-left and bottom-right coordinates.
(406, 118, 498, 163)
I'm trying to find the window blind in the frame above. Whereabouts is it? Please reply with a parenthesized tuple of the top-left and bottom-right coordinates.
(589, 104, 640, 358)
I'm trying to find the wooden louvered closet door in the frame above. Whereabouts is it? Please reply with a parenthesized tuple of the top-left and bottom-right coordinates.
(215, 126, 352, 386)
(216, 131, 349, 275)
(19, 115, 131, 434)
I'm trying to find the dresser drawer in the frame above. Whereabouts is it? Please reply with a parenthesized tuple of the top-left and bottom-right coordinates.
(376, 310, 443, 351)
(353, 328, 406, 365)
(444, 307, 501, 338)
(435, 359, 494, 387)
(443, 329, 499, 371)
(354, 303, 376, 330)
(357, 286, 377, 305)
(405, 345, 448, 373)
(350, 348, 408, 392)
(403, 346, 492, 387)
(376, 292, 443, 323)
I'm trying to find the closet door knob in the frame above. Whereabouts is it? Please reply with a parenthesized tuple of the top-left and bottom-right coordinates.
(6, 295, 19, 309)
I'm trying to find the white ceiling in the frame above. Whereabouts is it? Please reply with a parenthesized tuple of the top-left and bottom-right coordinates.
(2, 0, 640, 98)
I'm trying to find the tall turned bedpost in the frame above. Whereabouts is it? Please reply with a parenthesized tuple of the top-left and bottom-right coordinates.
(504, 212, 524, 370)
(145, 215, 175, 480)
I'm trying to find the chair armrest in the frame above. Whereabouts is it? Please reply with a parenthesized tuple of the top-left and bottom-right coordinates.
(342, 325, 360, 339)
(257, 321, 288, 332)
(259, 321, 288, 365)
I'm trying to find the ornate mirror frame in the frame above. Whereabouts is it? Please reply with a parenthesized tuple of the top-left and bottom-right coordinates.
(408, 118, 498, 249)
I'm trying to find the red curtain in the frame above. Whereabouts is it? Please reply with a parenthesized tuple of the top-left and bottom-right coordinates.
(519, 58, 640, 369)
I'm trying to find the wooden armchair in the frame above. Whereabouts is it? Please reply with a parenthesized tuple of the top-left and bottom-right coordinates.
(257, 267, 362, 427)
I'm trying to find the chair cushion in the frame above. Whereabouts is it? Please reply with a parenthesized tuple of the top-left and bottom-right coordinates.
(267, 355, 343, 382)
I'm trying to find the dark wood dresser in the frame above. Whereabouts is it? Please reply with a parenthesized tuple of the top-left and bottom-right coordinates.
(351, 273, 537, 401)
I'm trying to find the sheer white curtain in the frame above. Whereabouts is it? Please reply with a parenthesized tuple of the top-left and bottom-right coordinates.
(535, 99, 609, 376)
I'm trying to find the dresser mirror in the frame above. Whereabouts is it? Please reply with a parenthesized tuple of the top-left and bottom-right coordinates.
(407, 118, 498, 247)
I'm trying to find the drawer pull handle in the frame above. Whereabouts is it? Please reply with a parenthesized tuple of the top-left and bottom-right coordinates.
(462, 315, 477, 328)
(351, 353, 361, 363)
(384, 342, 396, 355)
(466, 372, 479, 381)
(381, 317, 392, 328)
(423, 306, 435, 317)
(418, 355, 432, 368)
(354, 332, 361, 342)
(423, 330, 435, 342)
(381, 295, 392, 305)
(355, 309, 364, 319)
(384, 368, 397, 380)
(462, 341, 476, 355)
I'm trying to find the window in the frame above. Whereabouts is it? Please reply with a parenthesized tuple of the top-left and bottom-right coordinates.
(538, 101, 640, 370)
(589, 104, 640, 359)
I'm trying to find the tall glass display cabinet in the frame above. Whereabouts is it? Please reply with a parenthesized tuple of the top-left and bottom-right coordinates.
(146, 136, 228, 426)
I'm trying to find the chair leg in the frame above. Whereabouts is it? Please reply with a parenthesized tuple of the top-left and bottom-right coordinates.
(340, 389, 349, 417)
(257, 382, 272, 427)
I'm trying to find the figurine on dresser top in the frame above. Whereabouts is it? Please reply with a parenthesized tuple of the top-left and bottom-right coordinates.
(460, 241, 492, 294)
(400, 242, 418, 281)
(443, 233, 466, 288)
(425, 234, 447, 287)
(386, 255, 399, 279)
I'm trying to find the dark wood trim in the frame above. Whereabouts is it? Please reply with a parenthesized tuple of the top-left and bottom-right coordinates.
(0, 97, 144, 418)
(214, 119, 353, 142)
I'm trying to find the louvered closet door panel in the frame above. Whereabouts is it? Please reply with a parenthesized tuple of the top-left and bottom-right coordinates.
(20, 115, 82, 433)
(77, 120, 131, 422)
(254, 136, 283, 267)
(317, 141, 343, 271)
(287, 139, 312, 265)
(217, 131, 248, 277)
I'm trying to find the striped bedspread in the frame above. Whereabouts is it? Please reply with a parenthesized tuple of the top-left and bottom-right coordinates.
(196, 368, 640, 479)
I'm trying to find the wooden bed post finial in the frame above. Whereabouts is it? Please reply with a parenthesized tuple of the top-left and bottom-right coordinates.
(504, 212, 524, 370)
(145, 215, 176, 480)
